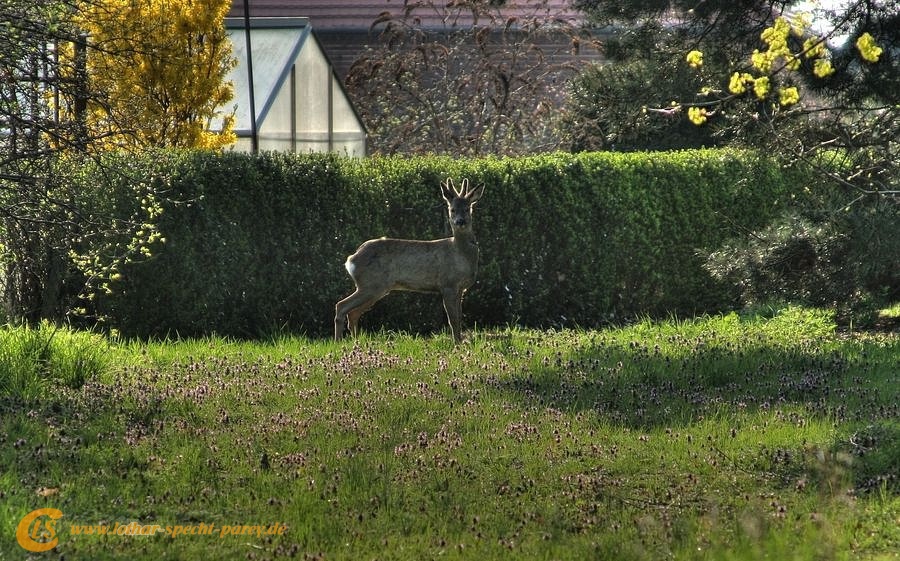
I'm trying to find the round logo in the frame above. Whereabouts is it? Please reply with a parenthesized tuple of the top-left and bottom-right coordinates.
(16, 508, 63, 552)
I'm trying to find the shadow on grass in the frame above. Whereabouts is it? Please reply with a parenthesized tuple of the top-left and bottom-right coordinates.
(482, 327, 899, 493)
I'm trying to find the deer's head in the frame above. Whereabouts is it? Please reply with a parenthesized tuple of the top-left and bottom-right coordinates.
(441, 178, 485, 232)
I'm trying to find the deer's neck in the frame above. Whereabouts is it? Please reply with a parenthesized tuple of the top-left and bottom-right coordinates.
(450, 229, 478, 260)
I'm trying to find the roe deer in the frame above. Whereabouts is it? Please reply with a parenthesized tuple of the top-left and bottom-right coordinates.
(334, 178, 485, 343)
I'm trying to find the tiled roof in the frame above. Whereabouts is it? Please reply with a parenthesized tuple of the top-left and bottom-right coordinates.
(229, 1, 584, 30)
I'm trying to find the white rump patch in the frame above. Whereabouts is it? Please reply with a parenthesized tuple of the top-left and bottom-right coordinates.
(345, 259, 356, 277)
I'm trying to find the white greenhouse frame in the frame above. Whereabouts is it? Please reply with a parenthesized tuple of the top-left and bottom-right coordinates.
(222, 17, 366, 156)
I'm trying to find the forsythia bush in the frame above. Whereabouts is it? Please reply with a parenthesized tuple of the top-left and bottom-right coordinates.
(77, 149, 805, 338)
(62, 0, 236, 149)
(681, 15, 884, 120)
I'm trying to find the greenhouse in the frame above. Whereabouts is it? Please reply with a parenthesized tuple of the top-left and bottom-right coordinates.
(223, 17, 366, 155)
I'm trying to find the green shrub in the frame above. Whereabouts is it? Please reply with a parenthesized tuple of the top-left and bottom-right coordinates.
(90, 151, 366, 337)
(77, 149, 801, 338)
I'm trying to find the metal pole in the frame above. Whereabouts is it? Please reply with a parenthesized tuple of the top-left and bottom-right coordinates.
(242, 0, 258, 153)
(74, 33, 89, 151)
(290, 64, 297, 152)
(327, 63, 334, 153)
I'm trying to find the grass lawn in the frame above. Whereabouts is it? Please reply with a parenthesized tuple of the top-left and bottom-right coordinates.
(1, 308, 898, 560)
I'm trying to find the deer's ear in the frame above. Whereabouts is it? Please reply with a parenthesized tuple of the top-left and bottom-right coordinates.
(441, 178, 457, 202)
(466, 183, 485, 204)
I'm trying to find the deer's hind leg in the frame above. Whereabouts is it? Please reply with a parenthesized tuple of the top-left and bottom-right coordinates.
(347, 300, 376, 336)
(335, 288, 387, 341)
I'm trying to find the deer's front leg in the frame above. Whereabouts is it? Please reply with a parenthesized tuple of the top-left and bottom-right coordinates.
(441, 287, 464, 344)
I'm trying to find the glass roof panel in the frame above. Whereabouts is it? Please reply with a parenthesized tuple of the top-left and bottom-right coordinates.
(225, 25, 305, 132)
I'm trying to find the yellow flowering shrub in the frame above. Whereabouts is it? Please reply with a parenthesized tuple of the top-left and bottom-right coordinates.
(856, 32, 883, 63)
(728, 72, 755, 95)
(728, 73, 744, 94)
(760, 18, 789, 48)
(61, 0, 236, 150)
(778, 86, 800, 106)
(686, 50, 704, 68)
(790, 13, 811, 37)
(803, 37, 827, 59)
(751, 49, 774, 73)
(687, 106, 708, 125)
(813, 58, 835, 78)
(683, 15, 883, 127)
(752, 16, 811, 74)
(753, 76, 770, 100)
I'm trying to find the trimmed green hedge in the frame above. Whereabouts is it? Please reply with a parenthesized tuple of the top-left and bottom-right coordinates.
(83, 149, 805, 338)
